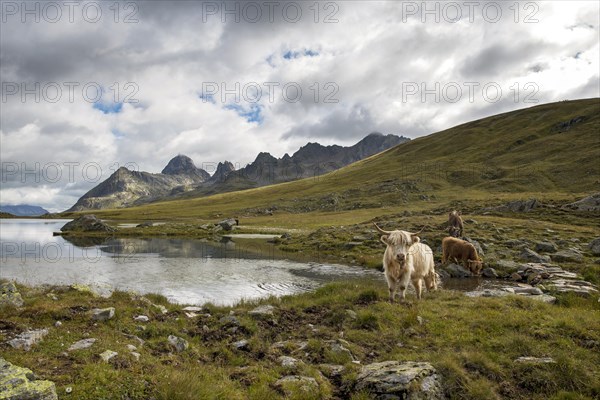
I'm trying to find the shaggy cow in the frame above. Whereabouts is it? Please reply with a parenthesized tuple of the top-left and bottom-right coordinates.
(374, 223, 437, 302)
(441, 236, 483, 275)
(448, 210, 463, 237)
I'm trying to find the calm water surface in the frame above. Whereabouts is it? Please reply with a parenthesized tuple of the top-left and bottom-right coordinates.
(0, 219, 381, 305)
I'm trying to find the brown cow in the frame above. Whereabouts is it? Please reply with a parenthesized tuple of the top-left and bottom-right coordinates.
(448, 210, 463, 238)
(441, 236, 483, 275)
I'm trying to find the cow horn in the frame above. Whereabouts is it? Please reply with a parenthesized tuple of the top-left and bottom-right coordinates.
(373, 223, 391, 234)
(411, 226, 426, 237)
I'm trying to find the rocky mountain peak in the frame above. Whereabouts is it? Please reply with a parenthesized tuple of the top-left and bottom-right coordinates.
(161, 155, 210, 181)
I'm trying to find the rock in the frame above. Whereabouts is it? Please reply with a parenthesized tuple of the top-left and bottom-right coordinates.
(0, 282, 24, 308)
(510, 272, 522, 281)
(248, 305, 275, 318)
(65, 386, 72, 394)
(520, 248, 551, 263)
(319, 364, 345, 378)
(327, 340, 355, 361)
(182, 306, 202, 312)
(68, 338, 97, 351)
(99, 350, 118, 362)
(126, 344, 137, 351)
(60, 214, 116, 232)
(54, 321, 62, 328)
(589, 238, 600, 256)
(168, 335, 188, 352)
(219, 315, 240, 326)
(0, 357, 57, 400)
(482, 267, 498, 278)
(505, 239, 527, 249)
(217, 218, 237, 231)
(136, 222, 153, 228)
(445, 263, 472, 278)
(281, 232, 292, 240)
(70, 283, 113, 298)
(535, 241, 557, 253)
(133, 315, 149, 322)
(344, 241, 363, 249)
(232, 340, 249, 351)
(513, 287, 543, 295)
(356, 361, 443, 399)
(551, 249, 583, 263)
(130, 352, 141, 361)
(562, 193, 600, 212)
(152, 304, 168, 314)
(274, 376, 318, 394)
(91, 307, 115, 321)
(7, 329, 49, 351)
(514, 356, 556, 364)
(345, 309, 358, 320)
(278, 356, 301, 368)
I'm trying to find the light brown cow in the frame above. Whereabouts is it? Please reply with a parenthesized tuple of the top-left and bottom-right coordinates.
(374, 223, 437, 302)
(441, 236, 483, 275)
(448, 210, 463, 238)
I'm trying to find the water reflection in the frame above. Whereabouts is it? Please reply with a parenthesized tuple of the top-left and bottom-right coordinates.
(0, 219, 380, 305)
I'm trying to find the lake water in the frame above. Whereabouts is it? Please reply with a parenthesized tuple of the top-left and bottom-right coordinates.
(0, 219, 381, 306)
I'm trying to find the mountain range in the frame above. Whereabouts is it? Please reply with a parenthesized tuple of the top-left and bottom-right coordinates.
(0, 204, 49, 216)
(67, 133, 408, 211)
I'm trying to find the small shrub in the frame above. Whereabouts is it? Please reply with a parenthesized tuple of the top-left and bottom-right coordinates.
(356, 289, 379, 304)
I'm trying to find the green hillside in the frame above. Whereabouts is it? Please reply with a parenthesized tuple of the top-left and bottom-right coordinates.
(71, 98, 599, 222)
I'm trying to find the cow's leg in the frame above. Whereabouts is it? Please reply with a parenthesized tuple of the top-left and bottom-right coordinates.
(424, 273, 435, 292)
(412, 278, 423, 299)
(388, 284, 396, 304)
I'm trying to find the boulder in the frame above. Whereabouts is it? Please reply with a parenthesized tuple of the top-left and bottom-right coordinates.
(60, 215, 116, 232)
(562, 193, 600, 212)
(91, 307, 115, 321)
(278, 356, 301, 368)
(589, 238, 600, 256)
(232, 340, 249, 351)
(7, 329, 49, 351)
(356, 361, 443, 399)
(68, 338, 96, 351)
(551, 249, 583, 263)
(248, 305, 275, 318)
(482, 268, 498, 278)
(0, 357, 57, 400)
(217, 218, 237, 231)
(167, 335, 188, 352)
(535, 241, 557, 253)
(99, 350, 118, 362)
(520, 248, 550, 263)
(444, 263, 472, 278)
(0, 282, 24, 308)
(274, 376, 318, 395)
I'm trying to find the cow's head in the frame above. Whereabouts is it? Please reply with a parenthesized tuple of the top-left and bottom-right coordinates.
(467, 259, 483, 275)
(374, 223, 423, 266)
(448, 226, 461, 238)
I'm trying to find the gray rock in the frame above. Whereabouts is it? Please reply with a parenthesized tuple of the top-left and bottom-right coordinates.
(167, 335, 188, 352)
(133, 315, 149, 322)
(513, 287, 543, 295)
(356, 361, 443, 399)
(7, 329, 49, 351)
(218, 218, 237, 231)
(588, 238, 600, 256)
(327, 340, 355, 361)
(551, 249, 583, 263)
(232, 340, 249, 350)
(60, 215, 116, 232)
(68, 338, 97, 351)
(319, 364, 345, 378)
(0, 357, 57, 400)
(520, 248, 551, 263)
(182, 306, 202, 312)
(248, 305, 275, 318)
(535, 241, 557, 253)
(91, 307, 115, 321)
(562, 193, 600, 212)
(0, 282, 24, 308)
(278, 356, 301, 368)
(445, 263, 472, 278)
(136, 222, 153, 228)
(514, 356, 556, 364)
(345, 309, 358, 320)
(482, 267, 498, 278)
(99, 350, 118, 362)
(219, 315, 240, 326)
(505, 239, 527, 249)
(274, 376, 318, 394)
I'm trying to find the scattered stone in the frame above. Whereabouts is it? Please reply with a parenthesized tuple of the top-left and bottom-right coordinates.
(153, 304, 168, 314)
(232, 340, 249, 351)
(514, 356, 556, 364)
(356, 361, 443, 399)
(327, 340, 355, 361)
(217, 218, 237, 231)
(319, 364, 345, 378)
(513, 287, 543, 295)
(219, 315, 240, 326)
(562, 193, 600, 212)
(65, 386, 72, 394)
(535, 241, 557, 253)
(91, 307, 115, 321)
(182, 306, 202, 312)
(520, 248, 551, 263)
(0, 282, 24, 308)
(136, 221, 153, 228)
(8, 329, 49, 351)
(281, 232, 292, 240)
(46, 293, 58, 301)
(184, 312, 198, 319)
(133, 315, 149, 322)
(482, 267, 498, 278)
(278, 356, 301, 368)
(126, 344, 137, 351)
(167, 335, 188, 352)
(60, 214, 116, 232)
(123, 334, 145, 346)
(0, 357, 58, 400)
(345, 309, 357, 320)
(68, 338, 96, 351)
(274, 376, 318, 394)
(249, 305, 275, 318)
(588, 238, 600, 256)
(550, 249, 583, 263)
(417, 316, 425, 325)
(130, 352, 141, 361)
(71, 283, 113, 298)
(99, 350, 118, 362)
(505, 239, 527, 249)
(54, 321, 62, 328)
(445, 263, 472, 278)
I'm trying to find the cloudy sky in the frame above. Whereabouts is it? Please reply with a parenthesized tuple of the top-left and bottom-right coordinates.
(1, 0, 598, 212)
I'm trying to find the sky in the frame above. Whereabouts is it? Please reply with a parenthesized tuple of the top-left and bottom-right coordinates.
(1, 0, 598, 212)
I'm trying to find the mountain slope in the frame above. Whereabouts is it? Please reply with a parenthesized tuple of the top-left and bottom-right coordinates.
(77, 98, 600, 220)
(0, 204, 49, 216)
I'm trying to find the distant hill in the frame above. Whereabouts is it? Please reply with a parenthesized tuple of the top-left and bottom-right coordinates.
(0, 204, 49, 216)
(78, 98, 600, 221)
(67, 134, 409, 211)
